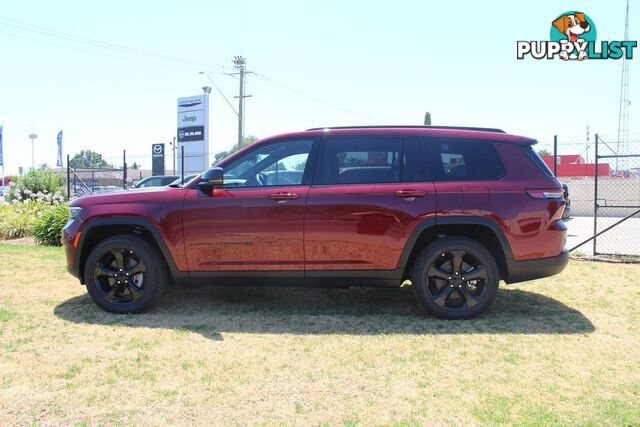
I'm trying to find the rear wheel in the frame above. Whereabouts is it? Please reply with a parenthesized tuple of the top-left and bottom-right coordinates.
(83, 235, 167, 313)
(412, 237, 499, 319)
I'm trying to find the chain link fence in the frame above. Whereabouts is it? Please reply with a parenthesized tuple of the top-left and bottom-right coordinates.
(592, 135, 640, 256)
(548, 134, 640, 257)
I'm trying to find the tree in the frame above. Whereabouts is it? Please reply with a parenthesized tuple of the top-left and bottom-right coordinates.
(212, 135, 258, 164)
(38, 163, 49, 170)
(424, 111, 432, 126)
(131, 162, 140, 170)
(537, 149, 551, 157)
(69, 150, 112, 169)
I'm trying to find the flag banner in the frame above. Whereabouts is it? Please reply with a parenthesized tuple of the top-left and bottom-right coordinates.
(0, 126, 3, 167)
(56, 130, 63, 167)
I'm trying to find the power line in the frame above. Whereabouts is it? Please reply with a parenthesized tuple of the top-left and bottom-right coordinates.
(0, 29, 213, 73)
(199, 71, 238, 116)
(0, 15, 230, 71)
(252, 72, 384, 123)
(0, 16, 386, 127)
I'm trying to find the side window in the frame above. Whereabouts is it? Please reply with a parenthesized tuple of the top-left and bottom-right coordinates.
(161, 177, 177, 186)
(318, 137, 402, 184)
(222, 139, 314, 187)
(427, 139, 505, 181)
(141, 178, 161, 187)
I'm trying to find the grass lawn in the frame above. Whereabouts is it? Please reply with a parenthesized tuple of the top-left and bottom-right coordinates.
(0, 242, 639, 425)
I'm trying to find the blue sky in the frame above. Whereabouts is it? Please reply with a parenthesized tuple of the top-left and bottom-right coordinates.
(0, 0, 637, 173)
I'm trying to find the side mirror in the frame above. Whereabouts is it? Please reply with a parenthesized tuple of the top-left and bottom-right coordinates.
(197, 167, 224, 195)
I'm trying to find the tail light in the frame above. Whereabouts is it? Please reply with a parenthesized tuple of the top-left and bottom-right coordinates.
(526, 188, 565, 199)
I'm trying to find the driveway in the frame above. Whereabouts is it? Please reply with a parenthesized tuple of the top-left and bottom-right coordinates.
(566, 215, 640, 256)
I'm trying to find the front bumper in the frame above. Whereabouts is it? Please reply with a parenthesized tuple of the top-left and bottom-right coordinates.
(505, 249, 569, 284)
(62, 219, 82, 279)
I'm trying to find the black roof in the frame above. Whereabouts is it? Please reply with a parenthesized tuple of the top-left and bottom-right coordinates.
(306, 125, 506, 133)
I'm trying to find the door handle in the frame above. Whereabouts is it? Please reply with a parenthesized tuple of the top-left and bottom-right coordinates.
(268, 192, 300, 201)
(395, 189, 426, 198)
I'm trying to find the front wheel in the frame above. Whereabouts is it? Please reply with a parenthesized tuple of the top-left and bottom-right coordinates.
(412, 237, 499, 319)
(83, 235, 167, 314)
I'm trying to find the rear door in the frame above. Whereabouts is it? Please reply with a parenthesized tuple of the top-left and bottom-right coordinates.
(425, 137, 508, 219)
(304, 135, 436, 272)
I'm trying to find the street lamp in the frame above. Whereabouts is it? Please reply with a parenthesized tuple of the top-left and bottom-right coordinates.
(28, 133, 38, 170)
(169, 137, 177, 175)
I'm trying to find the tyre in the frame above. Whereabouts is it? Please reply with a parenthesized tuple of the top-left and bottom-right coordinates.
(83, 234, 167, 314)
(411, 237, 499, 319)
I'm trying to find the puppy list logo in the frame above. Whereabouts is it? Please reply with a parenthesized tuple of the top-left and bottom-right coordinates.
(517, 11, 637, 60)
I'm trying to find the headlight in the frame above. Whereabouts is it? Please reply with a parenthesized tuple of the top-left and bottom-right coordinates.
(69, 207, 82, 220)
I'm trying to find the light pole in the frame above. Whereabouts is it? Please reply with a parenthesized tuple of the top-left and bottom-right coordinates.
(28, 133, 38, 170)
(169, 137, 177, 175)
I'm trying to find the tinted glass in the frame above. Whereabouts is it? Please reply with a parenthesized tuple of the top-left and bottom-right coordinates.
(139, 177, 162, 187)
(318, 137, 402, 184)
(160, 177, 179, 185)
(523, 145, 555, 177)
(222, 139, 313, 187)
(427, 139, 505, 181)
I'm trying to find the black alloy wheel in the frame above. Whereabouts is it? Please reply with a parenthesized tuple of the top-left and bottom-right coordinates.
(412, 237, 499, 319)
(93, 248, 147, 305)
(84, 235, 166, 313)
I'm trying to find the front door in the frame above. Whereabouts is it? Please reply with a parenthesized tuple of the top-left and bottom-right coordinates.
(182, 138, 317, 273)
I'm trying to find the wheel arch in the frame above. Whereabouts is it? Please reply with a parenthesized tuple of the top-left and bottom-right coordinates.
(76, 217, 184, 284)
(398, 216, 513, 281)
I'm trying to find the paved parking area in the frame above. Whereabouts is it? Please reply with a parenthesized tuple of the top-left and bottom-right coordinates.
(566, 215, 640, 256)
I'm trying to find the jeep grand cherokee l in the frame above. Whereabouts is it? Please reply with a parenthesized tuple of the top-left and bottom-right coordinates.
(63, 126, 568, 319)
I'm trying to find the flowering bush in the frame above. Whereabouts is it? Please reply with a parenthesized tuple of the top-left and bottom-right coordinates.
(5, 170, 66, 205)
(7, 188, 66, 205)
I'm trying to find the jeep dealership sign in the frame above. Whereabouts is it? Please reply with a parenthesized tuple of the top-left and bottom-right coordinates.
(177, 94, 209, 174)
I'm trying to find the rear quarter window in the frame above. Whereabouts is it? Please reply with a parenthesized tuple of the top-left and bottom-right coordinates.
(523, 144, 555, 177)
(426, 139, 505, 181)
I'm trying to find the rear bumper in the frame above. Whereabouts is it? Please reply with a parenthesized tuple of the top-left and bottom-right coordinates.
(505, 249, 569, 284)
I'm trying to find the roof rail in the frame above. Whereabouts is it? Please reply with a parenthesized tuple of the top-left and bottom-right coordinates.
(306, 125, 506, 133)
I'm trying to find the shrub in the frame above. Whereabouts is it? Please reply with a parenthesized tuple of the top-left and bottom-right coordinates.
(0, 201, 51, 240)
(6, 170, 66, 204)
(31, 204, 69, 246)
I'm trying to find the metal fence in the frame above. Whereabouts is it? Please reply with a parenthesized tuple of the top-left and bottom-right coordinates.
(66, 148, 213, 199)
(592, 135, 640, 256)
(548, 134, 640, 257)
(66, 150, 144, 198)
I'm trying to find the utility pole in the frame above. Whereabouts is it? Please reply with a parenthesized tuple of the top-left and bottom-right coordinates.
(616, 0, 631, 172)
(231, 56, 253, 150)
(585, 123, 591, 163)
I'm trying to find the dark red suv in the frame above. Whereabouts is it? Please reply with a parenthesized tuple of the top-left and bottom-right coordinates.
(63, 126, 568, 319)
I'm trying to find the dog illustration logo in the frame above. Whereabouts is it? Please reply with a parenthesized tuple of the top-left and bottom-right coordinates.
(550, 11, 596, 61)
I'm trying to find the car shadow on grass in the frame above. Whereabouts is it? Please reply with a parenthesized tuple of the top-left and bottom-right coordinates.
(53, 285, 595, 339)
